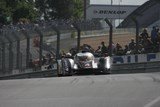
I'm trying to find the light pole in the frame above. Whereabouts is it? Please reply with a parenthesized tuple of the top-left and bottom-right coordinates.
(118, 0, 121, 26)
(110, 0, 113, 27)
(111, 0, 113, 5)
(84, 0, 86, 20)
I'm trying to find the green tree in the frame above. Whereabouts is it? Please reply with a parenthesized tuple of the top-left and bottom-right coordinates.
(35, 0, 50, 20)
(48, 0, 83, 19)
(0, 0, 11, 24)
(12, 1, 37, 23)
(71, 0, 83, 19)
(35, 0, 83, 20)
(0, 0, 83, 25)
(0, 0, 37, 24)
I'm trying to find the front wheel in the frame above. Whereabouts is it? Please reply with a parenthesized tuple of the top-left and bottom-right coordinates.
(102, 68, 111, 74)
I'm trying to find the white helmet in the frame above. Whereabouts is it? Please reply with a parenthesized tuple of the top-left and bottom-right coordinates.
(66, 52, 72, 57)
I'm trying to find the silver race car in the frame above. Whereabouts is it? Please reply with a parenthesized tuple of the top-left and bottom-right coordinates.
(57, 52, 111, 76)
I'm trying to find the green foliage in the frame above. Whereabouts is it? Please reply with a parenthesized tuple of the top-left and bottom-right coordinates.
(36, 0, 83, 20)
(0, 0, 37, 24)
(35, 0, 50, 20)
(12, 1, 37, 22)
(0, 0, 11, 24)
(71, 0, 83, 20)
(49, 0, 73, 19)
(0, 0, 83, 24)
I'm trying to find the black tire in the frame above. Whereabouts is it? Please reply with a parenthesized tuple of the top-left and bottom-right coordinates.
(61, 59, 73, 76)
(57, 60, 66, 77)
(98, 58, 111, 74)
(68, 68, 73, 76)
(102, 68, 109, 74)
(57, 62, 62, 77)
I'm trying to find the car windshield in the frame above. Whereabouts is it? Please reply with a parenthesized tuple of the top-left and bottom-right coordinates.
(75, 54, 94, 61)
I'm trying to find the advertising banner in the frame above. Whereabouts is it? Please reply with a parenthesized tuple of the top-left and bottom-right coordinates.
(86, 5, 139, 19)
(112, 53, 160, 64)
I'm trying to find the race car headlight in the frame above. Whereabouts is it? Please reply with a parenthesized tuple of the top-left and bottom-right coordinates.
(106, 57, 111, 69)
(92, 61, 98, 68)
(73, 64, 78, 69)
(106, 61, 111, 69)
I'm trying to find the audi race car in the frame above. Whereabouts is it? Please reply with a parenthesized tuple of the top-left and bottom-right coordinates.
(57, 52, 111, 76)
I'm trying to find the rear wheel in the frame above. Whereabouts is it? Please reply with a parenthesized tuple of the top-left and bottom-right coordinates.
(98, 58, 110, 74)
(57, 62, 63, 77)
(102, 68, 110, 74)
(57, 59, 73, 76)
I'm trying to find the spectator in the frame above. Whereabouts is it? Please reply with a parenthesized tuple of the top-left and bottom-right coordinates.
(157, 28, 160, 42)
(151, 26, 158, 43)
(81, 44, 91, 52)
(144, 38, 153, 53)
(61, 50, 66, 58)
(108, 42, 116, 55)
(153, 41, 159, 53)
(42, 56, 46, 65)
(124, 45, 129, 54)
(138, 44, 145, 54)
(128, 38, 136, 51)
(47, 60, 54, 70)
(101, 41, 108, 55)
(95, 46, 101, 53)
(115, 43, 123, 55)
(45, 53, 52, 64)
(140, 28, 149, 39)
(156, 27, 159, 33)
(69, 47, 77, 56)
(158, 42, 160, 52)
(33, 36, 40, 47)
(94, 46, 102, 57)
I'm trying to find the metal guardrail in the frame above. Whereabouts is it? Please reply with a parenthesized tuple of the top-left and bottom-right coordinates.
(111, 61, 160, 74)
(0, 69, 57, 80)
(0, 61, 160, 80)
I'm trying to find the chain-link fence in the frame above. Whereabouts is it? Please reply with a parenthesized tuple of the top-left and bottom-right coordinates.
(0, 19, 138, 76)
(0, 20, 103, 76)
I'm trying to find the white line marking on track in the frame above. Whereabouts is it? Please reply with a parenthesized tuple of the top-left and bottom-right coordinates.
(144, 96, 160, 107)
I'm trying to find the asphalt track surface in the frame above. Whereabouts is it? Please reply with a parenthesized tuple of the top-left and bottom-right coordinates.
(0, 73, 160, 107)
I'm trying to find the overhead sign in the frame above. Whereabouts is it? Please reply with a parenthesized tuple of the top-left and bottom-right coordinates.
(86, 5, 139, 19)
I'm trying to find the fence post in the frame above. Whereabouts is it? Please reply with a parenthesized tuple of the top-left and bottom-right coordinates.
(2, 43, 5, 74)
(35, 27, 43, 68)
(0, 45, 1, 75)
(4, 32, 13, 74)
(132, 18, 139, 54)
(22, 30, 30, 68)
(0, 36, 5, 74)
(19, 52, 23, 72)
(13, 31, 20, 69)
(52, 26, 61, 60)
(105, 18, 113, 56)
(72, 23, 81, 53)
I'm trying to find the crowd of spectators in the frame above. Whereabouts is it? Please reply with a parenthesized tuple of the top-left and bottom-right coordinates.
(29, 52, 56, 70)
(67, 26, 160, 57)
(112, 26, 160, 55)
